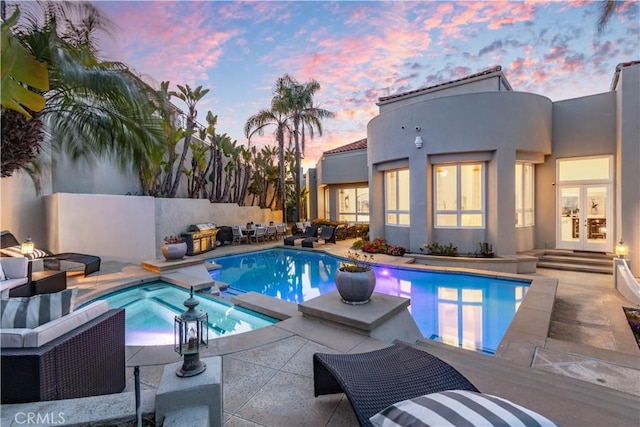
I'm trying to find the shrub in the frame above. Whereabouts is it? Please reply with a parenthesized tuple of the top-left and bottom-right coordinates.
(351, 238, 366, 250)
(387, 245, 406, 257)
(421, 241, 458, 256)
(362, 237, 388, 254)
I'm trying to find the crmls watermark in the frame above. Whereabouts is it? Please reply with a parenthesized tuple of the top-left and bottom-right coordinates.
(14, 412, 66, 425)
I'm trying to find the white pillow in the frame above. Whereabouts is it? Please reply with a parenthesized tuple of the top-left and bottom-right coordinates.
(1, 288, 78, 329)
(370, 390, 557, 427)
(0, 262, 6, 281)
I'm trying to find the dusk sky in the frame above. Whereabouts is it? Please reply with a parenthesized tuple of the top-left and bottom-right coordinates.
(93, 1, 639, 169)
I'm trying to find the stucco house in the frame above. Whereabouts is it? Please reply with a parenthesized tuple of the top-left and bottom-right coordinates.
(311, 62, 639, 273)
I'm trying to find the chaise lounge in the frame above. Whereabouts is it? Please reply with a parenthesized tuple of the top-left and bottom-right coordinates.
(301, 226, 337, 248)
(284, 225, 319, 246)
(314, 342, 556, 427)
(1, 230, 101, 277)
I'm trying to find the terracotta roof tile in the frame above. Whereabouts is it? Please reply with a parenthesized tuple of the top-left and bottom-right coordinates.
(378, 65, 503, 103)
(324, 138, 367, 155)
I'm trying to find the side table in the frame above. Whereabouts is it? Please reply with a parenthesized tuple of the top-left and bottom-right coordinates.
(31, 270, 67, 295)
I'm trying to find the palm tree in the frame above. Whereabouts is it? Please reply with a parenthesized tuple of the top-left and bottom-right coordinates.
(1, 1, 162, 188)
(165, 84, 209, 196)
(245, 87, 291, 219)
(273, 75, 333, 221)
(598, 0, 619, 33)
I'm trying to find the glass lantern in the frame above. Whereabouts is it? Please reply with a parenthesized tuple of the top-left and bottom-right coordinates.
(21, 236, 34, 256)
(615, 239, 629, 259)
(174, 286, 208, 377)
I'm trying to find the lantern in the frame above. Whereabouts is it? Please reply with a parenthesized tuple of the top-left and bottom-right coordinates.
(174, 286, 208, 377)
(615, 239, 629, 259)
(21, 236, 34, 255)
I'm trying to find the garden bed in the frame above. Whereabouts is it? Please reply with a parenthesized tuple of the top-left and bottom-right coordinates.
(623, 307, 640, 349)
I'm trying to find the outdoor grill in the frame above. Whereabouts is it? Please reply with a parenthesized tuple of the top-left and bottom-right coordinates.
(181, 223, 219, 256)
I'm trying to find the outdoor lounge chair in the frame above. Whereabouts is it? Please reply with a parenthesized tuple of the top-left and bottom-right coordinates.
(302, 226, 337, 248)
(0, 231, 101, 277)
(284, 225, 318, 246)
(313, 342, 479, 426)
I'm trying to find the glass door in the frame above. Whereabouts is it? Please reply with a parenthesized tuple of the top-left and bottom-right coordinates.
(557, 184, 611, 251)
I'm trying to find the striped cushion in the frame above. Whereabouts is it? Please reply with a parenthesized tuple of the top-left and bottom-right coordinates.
(1, 288, 78, 329)
(369, 390, 557, 427)
(0, 245, 50, 260)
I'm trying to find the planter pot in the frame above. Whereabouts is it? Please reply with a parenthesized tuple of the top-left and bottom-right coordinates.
(334, 269, 376, 305)
(162, 242, 187, 261)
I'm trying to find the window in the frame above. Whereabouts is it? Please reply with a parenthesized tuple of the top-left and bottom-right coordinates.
(515, 162, 534, 227)
(434, 163, 484, 228)
(385, 169, 410, 226)
(338, 187, 369, 223)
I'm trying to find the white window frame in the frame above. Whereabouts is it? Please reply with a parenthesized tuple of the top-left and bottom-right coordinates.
(385, 168, 410, 226)
(337, 187, 369, 223)
(515, 162, 535, 227)
(434, 162, 485, 229)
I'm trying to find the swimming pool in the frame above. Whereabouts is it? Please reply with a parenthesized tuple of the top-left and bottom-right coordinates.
(209, 248, 530, 354)
(91, 282, 277, 346)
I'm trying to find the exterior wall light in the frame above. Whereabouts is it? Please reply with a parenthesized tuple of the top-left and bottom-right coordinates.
(414, 136, 423, 149)
(21, 236, 34, 255)
(174, 286, 209, 377)
(615, 239, 628, 258)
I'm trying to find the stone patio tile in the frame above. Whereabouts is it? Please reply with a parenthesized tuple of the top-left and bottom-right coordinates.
(276, 316, 369, 353)
(222, 356, 278, 414)
(226, 335, 308, 370)
(327, 396, 359, 427)
(236, 370, 342, 427)
(505, 306, 551, 338)
(280, 340, 339, 378)
(223, 414, 264, 426)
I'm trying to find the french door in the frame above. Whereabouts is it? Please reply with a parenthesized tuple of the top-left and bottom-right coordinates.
(556, 156, 613, 252)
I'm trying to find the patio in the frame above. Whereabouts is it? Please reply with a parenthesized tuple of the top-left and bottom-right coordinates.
(2, 240, 639, 426)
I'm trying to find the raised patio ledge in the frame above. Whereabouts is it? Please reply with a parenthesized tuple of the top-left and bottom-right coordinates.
(406, 253, 538, 274)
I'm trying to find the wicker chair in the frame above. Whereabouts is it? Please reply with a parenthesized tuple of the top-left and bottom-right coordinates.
(1, 308, 126, 404)
(313, 342, 479, 427)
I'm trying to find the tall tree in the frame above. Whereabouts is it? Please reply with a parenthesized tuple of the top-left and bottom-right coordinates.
(1, 1, 162, 187)
(245, 86, 291, 219)
(165, 83, 209, 196)
(275, 75, 333, 220)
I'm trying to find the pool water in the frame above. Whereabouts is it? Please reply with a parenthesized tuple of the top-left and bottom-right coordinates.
(91, 283, 277, 346)
(209, 248, 530, 354)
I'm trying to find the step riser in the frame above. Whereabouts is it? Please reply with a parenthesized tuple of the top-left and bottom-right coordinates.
(536, 250, 614, 274)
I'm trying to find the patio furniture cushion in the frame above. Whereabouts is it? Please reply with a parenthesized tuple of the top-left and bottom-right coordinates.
(369, 390, 557, 427)
(0, 300, 108, 348)
(313, 342, 479, 427)
(1, 288, 77, 329)
(0, 245, 50, 260)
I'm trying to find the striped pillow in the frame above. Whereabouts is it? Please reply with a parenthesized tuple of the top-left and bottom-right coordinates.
(369, 390, 557, 427)
(1, 288, 78, 329)
(0, 245, 50, 260)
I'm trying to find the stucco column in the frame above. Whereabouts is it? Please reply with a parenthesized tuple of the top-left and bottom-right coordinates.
(491, 150, 517, 256)
(409, 155, 428, 252)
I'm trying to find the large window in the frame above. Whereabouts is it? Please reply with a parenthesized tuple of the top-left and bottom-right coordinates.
(515, 162, 534, 227)
(385, 169, 410, 226)
(434, 163, 484, 228)
(338, 187, 369, 223)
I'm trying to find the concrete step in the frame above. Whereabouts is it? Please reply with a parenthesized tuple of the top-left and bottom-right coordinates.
(536, 261, 612, 274)
(541, 250, 614, 260)
(538, 255, 612, 267)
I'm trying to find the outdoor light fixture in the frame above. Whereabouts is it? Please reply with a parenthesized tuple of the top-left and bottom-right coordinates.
(174, 286, 208, 377)
(21, 236, 34, 255)
(414, 136, 423, 149)
(615, 239, 628, 258)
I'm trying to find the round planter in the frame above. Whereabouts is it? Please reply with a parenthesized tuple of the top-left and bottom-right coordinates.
(162, 242, 187, 261)
(334, 269, 376, 305)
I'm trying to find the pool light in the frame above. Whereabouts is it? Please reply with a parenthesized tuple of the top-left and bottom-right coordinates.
(174, 286, 209, 377)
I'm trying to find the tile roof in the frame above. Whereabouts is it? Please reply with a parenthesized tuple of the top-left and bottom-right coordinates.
(377, 65, 503, 103)
(323, 138, 367, 154)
